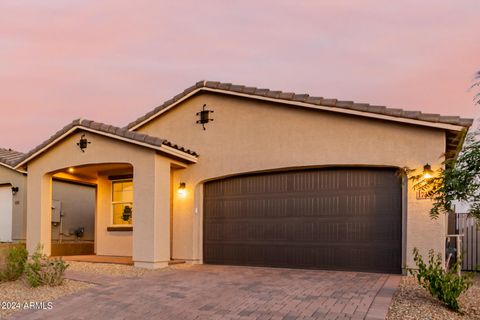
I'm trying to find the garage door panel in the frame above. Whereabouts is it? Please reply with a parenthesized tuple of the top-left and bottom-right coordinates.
(204, 168, 402, 273)
(204, 243, 401, 272)
(206, 218, 400, 242)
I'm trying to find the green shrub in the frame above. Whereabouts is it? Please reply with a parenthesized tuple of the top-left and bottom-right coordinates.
(410, 248, 472, 311)
(0, 246, 28, 281)
(24, 245, 69, 288)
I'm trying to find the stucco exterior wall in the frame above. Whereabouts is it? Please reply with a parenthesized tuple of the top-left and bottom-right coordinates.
(25, 132, 173, 267)
(136, 92, 447, 269)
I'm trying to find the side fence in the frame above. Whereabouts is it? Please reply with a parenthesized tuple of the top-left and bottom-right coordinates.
(454, 213, 479, 271)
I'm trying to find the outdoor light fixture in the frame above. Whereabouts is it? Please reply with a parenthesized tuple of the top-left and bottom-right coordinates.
(122, 205, 132, 222)
(177, 182, 187, 197)
(68, 168, 75, 173)
(11, 187, 19, 195)
(77, 134, 91, 152)
(423, 163, 433, 179)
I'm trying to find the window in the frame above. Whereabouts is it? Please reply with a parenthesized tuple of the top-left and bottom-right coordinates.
(112, 180, 133, 225)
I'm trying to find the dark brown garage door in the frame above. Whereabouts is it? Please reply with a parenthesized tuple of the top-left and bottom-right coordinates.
(203, 168, 402, 274)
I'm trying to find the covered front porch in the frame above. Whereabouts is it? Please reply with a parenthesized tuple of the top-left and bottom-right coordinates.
(15, 119, 197, 269)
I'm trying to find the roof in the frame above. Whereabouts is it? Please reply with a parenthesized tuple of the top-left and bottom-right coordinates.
(127, 80, 474, 131)
(15, 119, 198, 168)
(0, 148, 24, 168)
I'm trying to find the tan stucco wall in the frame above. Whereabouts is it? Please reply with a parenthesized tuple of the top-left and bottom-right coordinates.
(136, 92, 447, 269)
(0, 166, 27, 241)
(25, 132, 173, 268)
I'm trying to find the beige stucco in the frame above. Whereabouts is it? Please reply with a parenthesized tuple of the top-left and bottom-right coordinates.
(135, 92, 448, 270)
(24, 132, 174, 268)
(20, 90, 458, 271)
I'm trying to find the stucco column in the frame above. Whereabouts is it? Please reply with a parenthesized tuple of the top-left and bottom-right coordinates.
(133, 154, 171, 269)
(26, 171, 52, 255)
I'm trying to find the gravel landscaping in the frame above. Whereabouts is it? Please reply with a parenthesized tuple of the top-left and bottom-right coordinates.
(0, 279, 93, 318)
(387, 274, 480, 320)
(66, 261, 170, 277)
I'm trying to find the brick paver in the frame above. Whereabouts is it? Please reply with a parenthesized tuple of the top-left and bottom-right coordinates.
(9, 265, 400, 320)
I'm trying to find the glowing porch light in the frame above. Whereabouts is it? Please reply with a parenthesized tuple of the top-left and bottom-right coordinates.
(177, 182, 187, 198)
(423, 164, 433, 179)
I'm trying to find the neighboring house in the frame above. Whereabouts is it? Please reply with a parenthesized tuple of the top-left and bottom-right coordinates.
(0, 148, 26, 242)
(0, 148, 95, 251)
(6, 81, 473, 274)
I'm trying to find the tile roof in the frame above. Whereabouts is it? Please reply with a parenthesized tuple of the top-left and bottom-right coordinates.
(15, 119, 198, 167)
(126, 80, 474, 130)
(0, 148, 24, 168)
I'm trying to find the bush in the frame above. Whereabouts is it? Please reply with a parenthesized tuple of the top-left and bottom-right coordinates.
(24, 245, 69, 288)
(410, 248, 472, 311)
(0, 246, 28, 282)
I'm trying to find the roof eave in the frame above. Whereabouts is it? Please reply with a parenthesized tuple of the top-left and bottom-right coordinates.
(14, 125, 197, 169)
(128, 87, 471, 133)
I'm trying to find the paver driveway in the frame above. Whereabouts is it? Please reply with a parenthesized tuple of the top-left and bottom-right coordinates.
(10, 265, 399, 320)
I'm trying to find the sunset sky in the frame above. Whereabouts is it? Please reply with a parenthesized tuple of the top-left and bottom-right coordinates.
(1, 1, 479, 152)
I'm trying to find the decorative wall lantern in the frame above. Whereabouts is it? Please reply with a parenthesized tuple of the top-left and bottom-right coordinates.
(196, 104, 214, 130)
(122, 206, 132, 222)
(77, 134, 91, 152)
(423, 164, 433, 179)
(11, 187, 19, 195)
(177, 182, 187, 197)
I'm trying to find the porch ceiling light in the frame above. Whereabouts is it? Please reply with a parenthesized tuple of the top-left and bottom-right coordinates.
(68, 167, 75, 173)
(178, 182, 187, 197)
(423, 164, 433, 179)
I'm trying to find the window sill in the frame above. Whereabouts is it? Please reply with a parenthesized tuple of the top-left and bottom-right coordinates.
(107, 226, 133, 232)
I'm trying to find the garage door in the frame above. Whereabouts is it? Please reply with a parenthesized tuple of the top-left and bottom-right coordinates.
(0, 185, 13, 242)
(203, 168, 402, 274)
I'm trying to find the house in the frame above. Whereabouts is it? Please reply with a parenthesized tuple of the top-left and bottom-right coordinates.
(0, 148, 95, 255)
(8, 80, 473, 274)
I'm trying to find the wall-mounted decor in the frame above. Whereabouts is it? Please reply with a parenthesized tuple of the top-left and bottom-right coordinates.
(196, 104, 214, 130)
(77, 134, 91, 152)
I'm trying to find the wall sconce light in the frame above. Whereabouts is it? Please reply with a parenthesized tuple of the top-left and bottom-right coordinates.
(177, 182, 187, 197)
(11, 187, 19, 195)
(423, 163, 433, 179)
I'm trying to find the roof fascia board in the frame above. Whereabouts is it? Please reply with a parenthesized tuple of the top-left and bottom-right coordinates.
(0, 161, 26, 173)
(129, 87, 465, 132)
(129, 89, 202, 131)
(15, 126, 196, 169)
